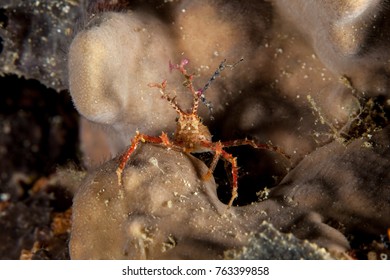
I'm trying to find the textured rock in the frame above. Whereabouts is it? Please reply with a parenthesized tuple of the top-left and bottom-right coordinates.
(0, 0, 85, 90)
(227, 221, 333, 260)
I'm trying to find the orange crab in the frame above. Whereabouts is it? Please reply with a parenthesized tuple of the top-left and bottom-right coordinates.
(116, 59, 287, 207)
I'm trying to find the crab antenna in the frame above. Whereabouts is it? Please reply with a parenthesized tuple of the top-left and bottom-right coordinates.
(199, 58, 244, 115)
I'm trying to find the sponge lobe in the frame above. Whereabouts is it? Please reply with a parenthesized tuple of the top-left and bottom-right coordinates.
(68, 12, 176, 154)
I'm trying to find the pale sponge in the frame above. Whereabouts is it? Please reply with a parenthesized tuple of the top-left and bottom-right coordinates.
(68, 12, 177, 155)
(70, 144, 246, 259)
(69, 144, 340, 259)
(274, 0, 390, 94)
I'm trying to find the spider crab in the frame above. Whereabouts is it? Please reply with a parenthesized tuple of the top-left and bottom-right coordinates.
(116, 58, 287, 207)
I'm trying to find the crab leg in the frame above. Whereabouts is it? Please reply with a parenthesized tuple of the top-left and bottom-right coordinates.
(201, 141, 239, 208)
(202, 142, 223, 181)
(221, 139, 290, 159)
(116, 132, 170, 186)
(219, 149, 239, 208)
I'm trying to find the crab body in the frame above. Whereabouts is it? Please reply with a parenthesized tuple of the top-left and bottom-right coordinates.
(174, 113, 212, 152)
